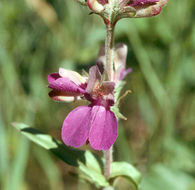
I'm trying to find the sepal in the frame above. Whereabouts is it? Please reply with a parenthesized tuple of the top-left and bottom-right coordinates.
(76, 0, 87, 6)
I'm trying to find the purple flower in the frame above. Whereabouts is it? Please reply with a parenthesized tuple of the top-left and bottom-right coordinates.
(48, 66, 118, 150)
(48, 68, 87, 102)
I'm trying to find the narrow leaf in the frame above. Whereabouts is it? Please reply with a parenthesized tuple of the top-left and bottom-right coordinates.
(114, 81, 126, 102)
(110, 106, 127, 120)
(12, 122, 85, 166)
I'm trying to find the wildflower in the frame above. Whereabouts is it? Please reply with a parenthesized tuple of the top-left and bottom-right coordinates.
(48, 44, 131, 150)
(48, 65, 117, 150)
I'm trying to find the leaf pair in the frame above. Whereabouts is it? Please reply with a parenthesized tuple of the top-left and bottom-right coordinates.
(12, 122, 141, 189)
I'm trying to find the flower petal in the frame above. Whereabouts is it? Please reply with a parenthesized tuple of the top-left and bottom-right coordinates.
(119, 68, 132, 80)
(96, 45, 106, 65)
(48, 77, 85, 95)
(87, 0, 105, 13)
(98, 0, 108, 4)
(101, 81, 115, 95)
(129, 0, 159, 7)
(115, 43, 128, 68)
(49, 90, 80, 102)
(89, 106, 118, 151)
(48, 73, 60, 83)
(86, 65, 102, 94)
(62, 106, 92, 148)
(59, 68, 86, 85)
(134, 0, 168, 17)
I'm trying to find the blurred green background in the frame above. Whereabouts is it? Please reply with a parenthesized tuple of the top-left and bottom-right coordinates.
(0, 0, 195, 189)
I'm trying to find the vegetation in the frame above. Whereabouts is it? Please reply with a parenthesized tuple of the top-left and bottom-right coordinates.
(0, 0, 195, 189)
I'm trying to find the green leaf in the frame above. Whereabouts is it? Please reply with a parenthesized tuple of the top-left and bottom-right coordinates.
(79, 160, 109, 188)
(110, 106, 127, 120)
(12, 122, 109, 188)
(113, 177, 137, 190)
(85, 151, 102, 173)
(114, 81, 126, 103)
(13, 122, 59, 149)
(110, 162, 141, 189)
(78, 151, 109, 187)
(12, 122, 85, 166)
(111, 81, 130, 120)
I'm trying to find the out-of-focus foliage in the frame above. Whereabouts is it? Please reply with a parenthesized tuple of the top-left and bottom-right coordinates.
(0, 0, 195, 190)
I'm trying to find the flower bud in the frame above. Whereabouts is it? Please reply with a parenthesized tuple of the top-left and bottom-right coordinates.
(87, 0, 106, 13)
(85, 0, 168, 26)
(119, 0, 168, 18)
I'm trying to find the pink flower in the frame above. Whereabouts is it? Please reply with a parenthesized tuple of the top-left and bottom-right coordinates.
(48, 43, 131, 150)
(48, 65, 118, 150)
(87, 0, 168, 22)
(48, 69, 87, 102)
(127, 0, 169, 18)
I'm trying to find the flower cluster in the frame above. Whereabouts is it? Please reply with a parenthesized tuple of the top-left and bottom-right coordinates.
(78, 0, 168, 25)
(48, 44, 130, 150)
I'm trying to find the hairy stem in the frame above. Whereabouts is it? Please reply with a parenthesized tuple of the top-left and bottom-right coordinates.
(104, 1, 116, 183)
(103, 24, 115, 181)
(105, 24, 115, 81)
(104, 146, 113, 179)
